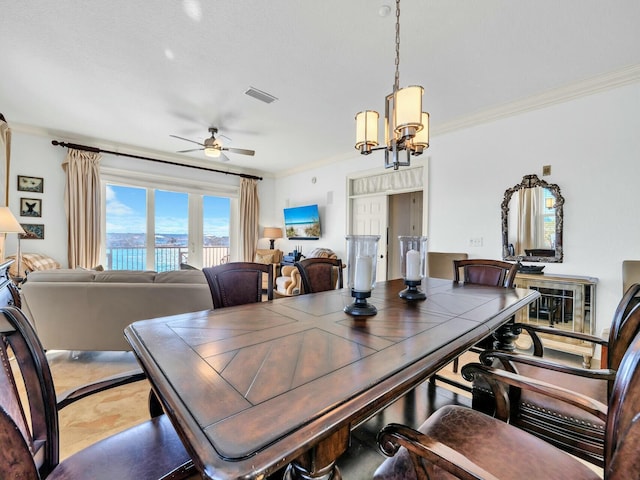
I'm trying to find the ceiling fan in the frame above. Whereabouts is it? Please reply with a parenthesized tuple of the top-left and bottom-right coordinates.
(170, 127, 255, 161)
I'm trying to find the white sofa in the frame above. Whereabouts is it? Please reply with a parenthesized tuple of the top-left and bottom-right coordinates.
(20, 269, 213, 351)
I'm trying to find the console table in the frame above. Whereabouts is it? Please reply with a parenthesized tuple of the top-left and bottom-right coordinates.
(515, 272, 597, 367)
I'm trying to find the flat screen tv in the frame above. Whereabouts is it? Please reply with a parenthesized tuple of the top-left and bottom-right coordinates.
(284, 204, 321, 240)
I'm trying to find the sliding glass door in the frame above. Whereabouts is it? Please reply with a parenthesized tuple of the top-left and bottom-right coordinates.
(104, 183, 231, 271)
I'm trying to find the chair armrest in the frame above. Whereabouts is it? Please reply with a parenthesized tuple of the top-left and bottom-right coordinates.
(281, 265, 296, 276)
(479, 349, 617, 381)
(461, 362, 608, 422)
(377, 423, 501, 480)
(514, 322, 607, 357)
(56, 367, 146, 410)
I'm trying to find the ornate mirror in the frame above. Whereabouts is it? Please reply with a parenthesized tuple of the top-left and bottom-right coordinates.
(501, 174, 564, 263)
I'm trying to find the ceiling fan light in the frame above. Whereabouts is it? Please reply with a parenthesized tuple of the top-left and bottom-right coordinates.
(204, 146, 220, 158)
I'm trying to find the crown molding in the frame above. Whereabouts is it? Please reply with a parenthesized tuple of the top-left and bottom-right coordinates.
(433, 64, 640, 136)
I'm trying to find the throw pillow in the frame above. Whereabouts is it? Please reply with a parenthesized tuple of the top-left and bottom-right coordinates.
(255, 252, 275, 264)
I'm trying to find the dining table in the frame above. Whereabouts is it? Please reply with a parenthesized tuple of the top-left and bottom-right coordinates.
(125, 277, 539, 480)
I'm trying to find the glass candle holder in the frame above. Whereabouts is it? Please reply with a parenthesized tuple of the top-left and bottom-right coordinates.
(398, 235, 427, 301)
(344, 235, 380, 316)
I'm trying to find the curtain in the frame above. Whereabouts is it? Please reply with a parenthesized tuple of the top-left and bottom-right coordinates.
(62, 149, 102, 269)
(239, 178, 259, 261)
(517, 187, 538, 253)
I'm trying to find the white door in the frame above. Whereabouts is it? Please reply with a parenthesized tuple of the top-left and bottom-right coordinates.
(351, 195, 388, 282)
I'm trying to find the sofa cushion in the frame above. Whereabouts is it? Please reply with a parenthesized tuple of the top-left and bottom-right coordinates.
(155, 270, 207, 284)
(26, 270, 96, 282)
(255, 252, 276, 264)
(93, 271, 156, 283)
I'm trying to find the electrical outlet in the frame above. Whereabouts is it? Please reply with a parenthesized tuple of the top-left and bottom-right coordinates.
(469, 237, 483, 247)
(542, 165, 551, 176)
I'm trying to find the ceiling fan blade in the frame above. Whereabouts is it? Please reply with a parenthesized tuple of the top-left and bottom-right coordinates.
(223, 147, 255, 156)
(177, 148, 204, 153)
(170, 134, 205, 147)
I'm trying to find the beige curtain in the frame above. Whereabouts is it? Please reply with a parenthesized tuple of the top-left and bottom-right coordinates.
(239, 178, 259, 261)
(517, 187, 538, 252)
(62, 149, 102, 269)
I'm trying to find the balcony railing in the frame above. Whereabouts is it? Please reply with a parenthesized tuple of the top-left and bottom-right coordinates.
(106, 246, 230, 271)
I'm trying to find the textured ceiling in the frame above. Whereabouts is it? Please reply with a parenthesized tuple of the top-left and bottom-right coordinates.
(1, 0, 639, 177)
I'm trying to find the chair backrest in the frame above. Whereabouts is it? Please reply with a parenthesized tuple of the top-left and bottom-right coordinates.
(294, 258, 343, 294)
(607, 283, 640, 371)
(427, 252, 468, 280)
(453, 259, 517, 288)
(203, 262, 273, 309)
(604, 331, 640, 477)
(0, 306, 59, 479)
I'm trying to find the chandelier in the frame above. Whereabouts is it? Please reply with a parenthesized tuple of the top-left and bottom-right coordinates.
(354, 0, 429, 170)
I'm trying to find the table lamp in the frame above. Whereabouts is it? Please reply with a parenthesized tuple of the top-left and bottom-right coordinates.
(0, 207, 25, 277)
(398, 235, 427, 300)
(263, 227, 283, 250)
(344, 235, 380, 316)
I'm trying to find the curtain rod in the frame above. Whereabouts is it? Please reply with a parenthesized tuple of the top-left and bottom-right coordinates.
(51, 140, 263, 181)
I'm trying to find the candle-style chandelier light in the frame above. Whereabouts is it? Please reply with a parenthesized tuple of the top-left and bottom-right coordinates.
(355, 0, 429, 170)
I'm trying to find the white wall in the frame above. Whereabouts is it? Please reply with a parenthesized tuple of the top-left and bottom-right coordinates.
(271, 82, 640, 346)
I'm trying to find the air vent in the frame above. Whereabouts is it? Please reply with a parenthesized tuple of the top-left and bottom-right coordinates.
(244, 86, 278, 104)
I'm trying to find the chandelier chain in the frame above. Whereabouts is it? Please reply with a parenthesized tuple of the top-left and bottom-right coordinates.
(394, 0, 401, 93)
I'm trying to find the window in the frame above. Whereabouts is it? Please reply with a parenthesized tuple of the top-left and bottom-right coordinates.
(104, 184, 232, 271)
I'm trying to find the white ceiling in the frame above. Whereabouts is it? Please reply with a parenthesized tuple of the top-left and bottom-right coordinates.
(2, 0, 639, 178)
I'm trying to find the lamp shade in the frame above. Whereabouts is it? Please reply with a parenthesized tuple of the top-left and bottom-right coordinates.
(411, 112, 430, 151)
(0, 207, 24, 234)
(263, 227, 283, 239)
(355, 110, 379, 152)
(393, 85, 423, 137)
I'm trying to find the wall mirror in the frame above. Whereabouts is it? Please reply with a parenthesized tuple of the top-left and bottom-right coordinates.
(501, 174, 564, 263)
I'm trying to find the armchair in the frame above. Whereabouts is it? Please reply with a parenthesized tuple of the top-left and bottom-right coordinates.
(465, 282, 640, 467)
(274, 248, 338, 297)
(254, 248, 283, 290)
(0, 306, 196, 480)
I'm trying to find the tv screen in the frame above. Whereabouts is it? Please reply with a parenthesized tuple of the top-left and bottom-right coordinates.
(284, 204, 321, 239)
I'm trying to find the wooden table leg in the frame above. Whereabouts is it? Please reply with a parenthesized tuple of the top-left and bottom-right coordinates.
(283, 427, 349, 480)
(492, 319, 522, 351)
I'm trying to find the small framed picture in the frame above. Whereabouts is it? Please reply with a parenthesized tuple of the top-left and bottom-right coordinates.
(19, 224, 45, 240)
(20, 198, 42, 217)
(17, 175, 44, 193)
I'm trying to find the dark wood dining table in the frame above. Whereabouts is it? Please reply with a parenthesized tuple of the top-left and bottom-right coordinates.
(125, 277, 539, 480)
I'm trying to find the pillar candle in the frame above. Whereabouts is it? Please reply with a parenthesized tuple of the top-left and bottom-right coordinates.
(405, 249, 421, 281)
(354, 255, 373, 291)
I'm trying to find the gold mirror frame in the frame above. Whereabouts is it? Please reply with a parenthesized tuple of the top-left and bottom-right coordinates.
(501, 174, 564, 263)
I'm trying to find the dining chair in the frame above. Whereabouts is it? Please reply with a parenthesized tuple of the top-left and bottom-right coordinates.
(0, 306, 196, 480)
(294, 257, 344, 294)
(464, 282, 640, 467)
(432, 259, 518, 387)
(374, 329, 640, 480)
(203, 261, 273, 308)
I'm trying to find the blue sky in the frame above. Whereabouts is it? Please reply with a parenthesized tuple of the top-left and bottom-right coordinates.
(105, 185, 230, 236)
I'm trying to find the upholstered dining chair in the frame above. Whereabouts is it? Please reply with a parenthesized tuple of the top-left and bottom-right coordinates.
(462, 282, 640, 468)
(203, 261, 273, 308)
(294, 257, 344, 294)
(374, 329, 640, 480)
(433, 259, 518, 384)
(0, 306, 196, 480)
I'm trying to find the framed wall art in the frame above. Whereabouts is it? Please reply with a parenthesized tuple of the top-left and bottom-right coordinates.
(20, 197, 42, 217)
(19, 223, 45, 240)
(17, 175, 44, 193)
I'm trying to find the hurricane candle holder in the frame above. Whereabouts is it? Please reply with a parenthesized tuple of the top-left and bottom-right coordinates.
(398, 235, 427, 301)
(344, 235, 380, 316)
